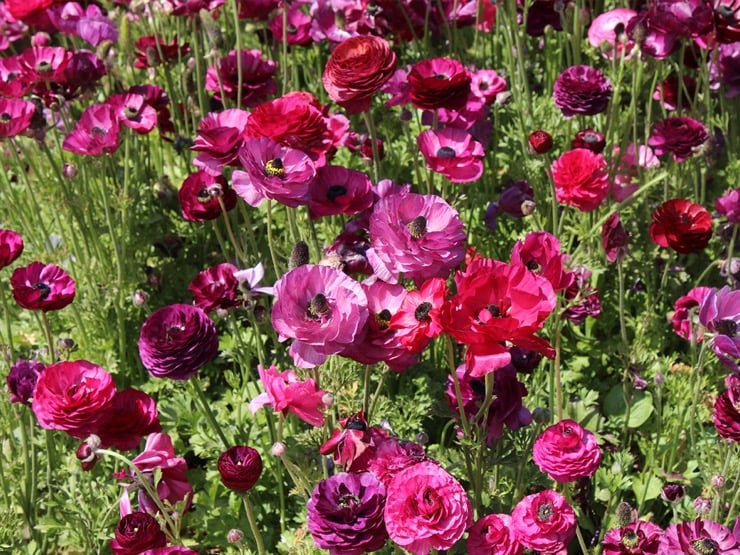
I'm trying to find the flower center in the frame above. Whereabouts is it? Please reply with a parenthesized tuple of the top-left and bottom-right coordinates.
(307, 293, 330, 319)
(124, 105, 139, 118)
(691, 538, 719, 555)
(408, 216, 427, 239)
(716, 4, 737, 22)
(716, 319, 737, 336)
(326, 185, 347, 201)
(0, 112, 11, 123)
(165, 324, 185, 341)
(264, 157, 285, 177)
(526, 259, 541, 272)
(583, 132, 601, 143)
(487, 304, 501, 317)
(415, 302, 432, 321)
(286, 24, 297, 34)
(32, 282, 51, 300)
(36, 60, 52, 74)
(91, 126, 107, 137)
(345, 415, 367, 431)
(338, 493, 360, 509)
(436, 146, 456, 158)
(433, 73, 449, 80)
(621, 530, 639, 548)
(376, 309, 392, 330)
(537, 502, 554, 522)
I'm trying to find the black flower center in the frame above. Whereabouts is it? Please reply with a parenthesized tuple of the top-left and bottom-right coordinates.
(716, 4, 738, 23)
(345, 416, 367, 431)
(264, 157, 285, 177)
(286, 24, 297, 34)
(36, 60, 52, 73)
(376, 309, 392, 330)
(408, 216, 427, 239)
(526, 259, 541, 272)
(0, 112, 11, 123)
(479, 81, 489, 90)
(562, 425, 573, 434)
(166, 324, 185, 341)
(326, 185, 347, 201)
(436, 146, 456, 158)
(716, 319, 737, 337)
(433, 73, 449, 80)
(621, 530, 639, 548)
(92, 126, 107, 137)
(32, 282, 51, 300)
(338, 493, 360, 509)
(691, 538, 719, 555)
(537, 502, 554, 522)
(583, 132, 601, 143)
(487, 304, 501, 317)
(124, 105, 139, 118)
(415, 302, 432, 321)
(307, 293, 330, 319)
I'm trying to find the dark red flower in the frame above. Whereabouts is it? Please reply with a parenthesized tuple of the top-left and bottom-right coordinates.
(602, 212, 630, 263)
(320, 411, 376, 473)
(10, 261, 76, 312)
(188, 263, 240, 313)
(134, 35, 190, 69)
(407, 57, 471, 111)
(205, 49, 277, 108)
(648, 116, 710, 162)
(572, 128, 606, 153)
(97, 389, 162, 450)
(713, 373, 740, 442)
(649, 199, 712, 254)
(0, 229, 24, 270)
(528, 130, 553, 154)
(110, 512, 167, 554)
(179, 171, 238, 222)
(217, 446, 263, 493)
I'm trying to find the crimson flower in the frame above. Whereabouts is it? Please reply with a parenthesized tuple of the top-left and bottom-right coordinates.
(217, 446, 263, 493)
(178, 171, 238, 222)
(713, 373, 740, 442)
(110, 512, 167, 554)
(134, 35, 190, 69)
(0, 229, 24, 270)
(648, 116, 710, 162)
(388, 277, 448, 354)
(10, 261, 75, 312)
(532, 419, 602, 482)
(511, 490, 577, 554)
(551, 148, 610, 212)
(97, 389, 162, 450)
(649, 198, 712, 254)
(407, 57, 471, 110)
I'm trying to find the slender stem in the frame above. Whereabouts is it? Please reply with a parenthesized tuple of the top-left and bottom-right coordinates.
(189, 377, 231, 449)
(362, 365, 372, 419)
(0, 281, 15, 358)
(242, 494, 266, 555)
(362, 110, 381, 183)
(218, 196, 248, 263)
(39, 311, 56, 364)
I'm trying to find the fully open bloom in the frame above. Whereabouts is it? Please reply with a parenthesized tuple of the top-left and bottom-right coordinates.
(272, 264, 369, 368)
(0, 229, 23, 270)
(0, 98, 36, 138)
(388, 277, 448, 354)
(713, 373, 740, 442)
(588, 8, 637, 58)
(551, 148, 609, 212)
(138, 304, 219, 380)
(307, 472, 388, 555)
(467, 513, 523, 555)
(649, 199, 713, 254)
(532, 419, 602, 482)
(249, 364, 329, 426)
(407, 57, 471, 110)
(699, 286, 740, 370)
(657, 519, 740, 554)
(323, 35, 397, 114)
(602, 520, 663, 555)
(6, 359, 45, 405)
(217, 446, 263, 493)
(648, 116, 710, 162)
(553, 65, 613, 117)
(10, 261, 76, 312)
(179, 171, 238, 223)
(97, 389, 162, 451)
(672, 287, 713, 342)
(417, 127, 485, 183)
(32, 360, 116, 439)
(188, 263, 240, 313)
(384, 461, 472, 555)
(110, 512, 167, 555)
(63, 103, 121, 156)
(191, 109, 250, 176)
(308, 165, 374, 219)
(510, 231, 574, 292)
(511, 490, 577, 554)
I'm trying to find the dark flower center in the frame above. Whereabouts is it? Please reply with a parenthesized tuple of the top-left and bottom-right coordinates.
(264, 157, 285, 177)
(92, 126, 107, 137)
(716, 4, 737, 22)
(286, 24, 297, 34)
(433, 73, 449, 80)
(124, 105, 139, 118)
(436, 146, 457, 158)
(583, 132, 601, 143)
(326, 185, 347, 201)
(32, 282, 51, 300)
(6, 72, 17, 81)
(691, 538, 719, 555)
(621, 530, 639, 548)
(345, 416, 367, 431)
(487, 304, 501, 317)
(614, 22, 626, 36)
(0, 112, 11, 123)
(537, 502, 554, 522)
(376, 309, 392, 330)
(197, 188, 212, 202)
(408, 216, 427, 239)
(562, 425, 573, 434)
(338, 493, 360, 510)
(36, 60, 52, 73)
(716, 319, 737, 336)
(307, 293, 330, 319)
(415, 302, 432, 321)
(526, 259, 541, 272)
(166, 324, 185, 341)
(479, 81, 489, 90)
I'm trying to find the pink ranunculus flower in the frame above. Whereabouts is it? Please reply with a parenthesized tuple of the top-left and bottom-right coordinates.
(121, 433, 193, 516)
(716, 188, 740, 224)
(307, 165, 374, 219)
(97, 389, 162, 451)
(384, 461, 473, 555)
(657, 518, 740, 554)
(672, 286, 713, 343)
(191, 109, 250, 176)
(602, 520, 663, 555)
(467, 513, 523, 555)
(510, 231, 575, 292)
(587, 8, 637, 58)
(249, 364, 329, 426)
(551, 148, 610, 212)
(416, 127, 485, 183)
(511, 490, 577, 554)
(532, 419, 602, 482)
(272, 264, 369, 368)
(10, 261, 76, 312)
(0, 228, 24, 270)
(32, 360, 117, 439)
(713, 373, 740, 442)
(0, 97, 37, 138)
(62, 103, 121, 156)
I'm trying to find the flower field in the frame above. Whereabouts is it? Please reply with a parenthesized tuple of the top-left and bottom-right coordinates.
(1, 0, 740, 553)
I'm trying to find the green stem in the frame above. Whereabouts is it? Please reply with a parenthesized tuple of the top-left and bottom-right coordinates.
(0, 281, 15, 358)
(189, 377, 231, 449)
(362, 110, 381, 183)
(218, 196, 248, 263)
(242, 494, 266, 555)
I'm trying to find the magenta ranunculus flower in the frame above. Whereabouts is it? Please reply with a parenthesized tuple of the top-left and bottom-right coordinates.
(384, 461, 473, 555)
(648, 116, 710, 162)
(511, 490, 577, 554)
(510, 231, 574, 292)
(657, 518, 740, 554)
(307, 472, 389, 555)
(553, 65, 613, 117)
(407, 57, 471, 111)
(532, 419, 602, 482)
(138, 304, 219, 380)
(6, 359, 45, 405)
(106, 92, 158, 135)
(233, 137, 315, 208)
(0, 229, 24, 270)
(602, 520, 663, 555)
(367, 191, 466, 285)
(716, 188, 740, 224)
(699, 286, 740, 371)
(417, 127, 485, 183)
(272, 264, 369, 368)
(0, 98, 37, 138)
(551, 148, 610, 212)
(307, 165, 374, 219)
(205, 49, 277, 107)
(249, 364, 329, 426)
(191, 108, 250, 176)
(188, 263, 240, 313)
(588, 8, 637, 59)
(110, 511, 167, 554)
(10, 261, 76, 312)
(178, 171, 238, 223)
(97, 389, 162, 450)
(672, 287, 713, 343)
(713, 373, 740, 442)
(467, 513, 523, 555)
(31, 360, 116, 439)
(62, 103, 121, 156)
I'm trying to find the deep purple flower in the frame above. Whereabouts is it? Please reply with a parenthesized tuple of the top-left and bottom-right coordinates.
(553, 65, 613, 117)
(714, 42, 740, 98)
(178, 171, 238, 222)
(59, 50, 108, 100)
(658, 519, 740, 554)
(76, 4, 118, 46)
(6, 359, 45, 405)
(417, 127, 485, 183)
(716, 188, 740, 224)
(648, 116, 710, 162)
(307, 472, 389, 555)
(272, 264, 369, 368)
(62, 103, 121, 156)
(138, 304, 219, 380)
(10, 261, 76, 312)
(308, 165, 374, 219)
(217, 446, 263, 493)
(205, 49, 277, 107)
(485, 181, 535, 230)
(714, 373, 740, 442)
(367, 191, 467, 285)
(602, 520, 663, 555)
(602, 212, 630, 263)
(699, 286, 740, 371)
(651, 0, 713, 38)
(0, 229, 23, 270)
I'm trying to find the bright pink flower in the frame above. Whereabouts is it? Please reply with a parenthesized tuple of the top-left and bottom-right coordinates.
(551, 148, 609, 212)
(205, 49, 277, 107)
(626, 12, 678, 59)
(672, 287, 713, 342)
(10, 261, 76, 312)
(106, 92, 158, 134)
(97, 389, 162, 451)
(0, 229, 23, 270)
(510, 231, 574, 292)
(19, 46, 71, 82)
(407, 57, 471, 110)
(532, 419, 602, 482)
(716, 188, 740, 224)
(271, 264, 369, 368)
(443, 257, 556, 377)
(232, 137, 315, 208)
(191, 109, 250, 176)
(308, 165, 373, 219)
(188, 263, 240, 313)
(367, 434, 428, 488)
(0, 98, 36, 138)
(417, 127, 485, 183)
(0, 56, 35, 98)
(388, 277, 448, 354)
(511, 490, 577, 554)
(588, 9, 637, 58)
(269, 7, 313, 46)
(602, 520, 663, 555)
(249, 364, 329, 426)
(470, 69, 507, 104)
(178, 171, 238, 222)
(32, 360, 116, 439)
(63, 103, 121, 156)
(367, 191, 466, 285)
(384, 461, 473, 555)
(658, 519, 740, 554)
(467, 513, 523, 555)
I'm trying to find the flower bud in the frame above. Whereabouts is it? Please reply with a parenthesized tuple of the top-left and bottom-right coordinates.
(693, 497, 711, 516)
(227, 529, 244, 544)
(712, 475, 726, 490)
(289, 241, 310, 269)
(661, 482, 685, 503)
(217, 446, 263, 493)
(63, 163, 78, 179)
(615, 501, 635, 527)
(271, 441, 286, 457)
(532, 407, 551, 425)
(528, 130, 554, 155)
(132, 289, 149, 308)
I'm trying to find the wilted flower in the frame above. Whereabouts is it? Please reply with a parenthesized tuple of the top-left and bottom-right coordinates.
(217, 446, 263, 493)
(649, 199, 713, 254)
(320, 411, 376, 473)
(713, 373, 740, 442)
(249, 364, 329, 426)
(417, 127, 485, 183)
(553, 65, 613, 117)
(110, 512, 167, 555)
(0, 229, 24, 270)
(648, 116, 710, 162)
(532, 419, 602, 482)
(10, 261, 76, 312)
(511, 490, 577, 554)
(6, 359, 45, 405)
(467, 513, 523, 555)
(551, 148, 610, 212)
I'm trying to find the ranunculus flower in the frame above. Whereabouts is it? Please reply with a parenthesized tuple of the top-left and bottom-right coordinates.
(532, 419, 602, 482)
(10, 261, 76, 312)
(0, 98, 36, 138)
(31, 360, 116, 439)
(320, 411, 377, 473)
(588, 8, 637, 58)
(713, 373, 740, 442)
(62, 103, 121, 156)
(699, 286, 740, 371)
(601, 520, 663, 555)
(602, 212, 630, 263)
(573, 128, 606, 153)
(205, 49, 277, 107)
(367, 435, 428, 488)
(271, 264, 369, 368)
(249, 364, 329, 426)
(6, 359, 45, 405)
(510, 231, 574, 292)
(110, 512, 167, 555)
(716, 188, 740, 224)
(407, 57, 471, 110)
(191, 109, 250, 176)
(649, 198, 713, 254)
(511, 490, 577, 554)
(323, 35, 397, 114)
(467, 513, 523, 555)
(307, 165, 374, 219)
(133, 35, 190, 69)
(672, 287, 713, 342)
(217, 445, 263, 493)
(97, 389, 162, 451)
(178, 171, 238, 223)
(384, 461, 473, 555)
(307, 472, 389, 555)
(654, 74, 697, 111)
(416, 127, 485, 183)
(388, 277, 448, 354)
(551, 148, 609, 212)
(528, 129, 554, 154)
(138, 304, 219, 380)
(553, 65, 613, 117)
(657, 519, 740, 554)
(0, 229, 24, 270)
(470, 69, 507, 104)
(188, 263, 240, 313)
(648, 116, 710, 162)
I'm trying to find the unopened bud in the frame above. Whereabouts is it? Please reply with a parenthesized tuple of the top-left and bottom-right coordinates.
(693, 497, 711, 516)
(615, 502, 634, 527)
(227, 529, 244, 544)
(711, 475, 726, 490)
(271, 442, 286, 457)
(132, 289, 149, 308)
(63, 163, 78, 179)
(321, 393, 334, 408)
(532, 407, 551, 425)
(289, 241, 310, 269)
